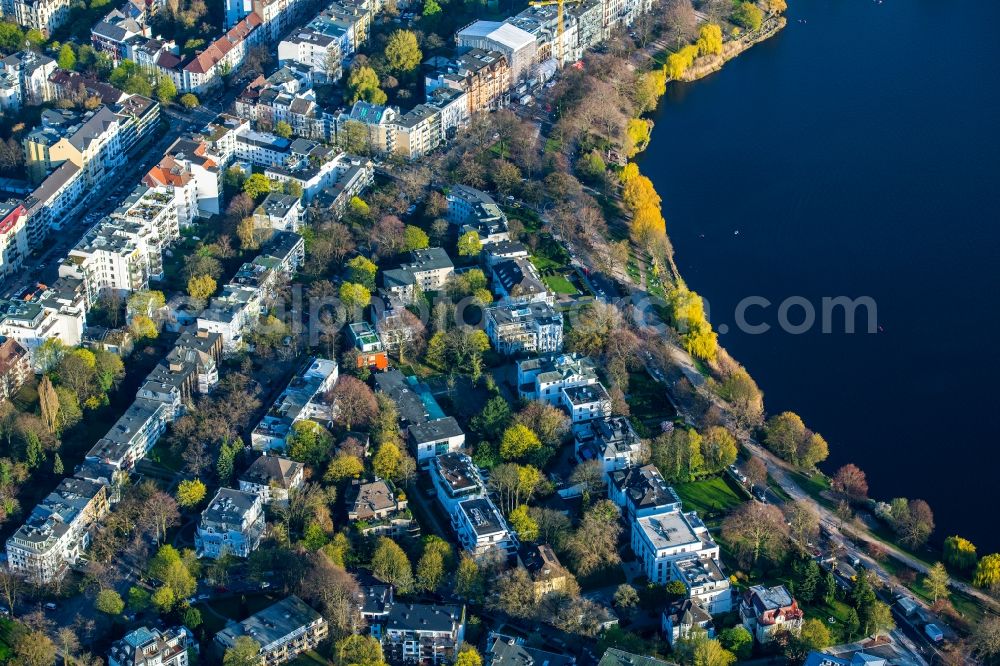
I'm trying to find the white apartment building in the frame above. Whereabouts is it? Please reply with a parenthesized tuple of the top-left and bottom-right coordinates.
(0, 279, 87, 365)
(195, 488, 266, 559)
(484, 302, 563, 356)
(239, 454, 304, 505)
(452, 497, 518, 556)
(562, 382, 612, 424)
(108, 627, 190, 666)
(5, 477, 109, 584)
(1, 0, 72, 36)
(516, 352, 598, 404)
(216, 596, 329, 665)
(631, 507, 720, 585)
(0, 201, 29, 280)
(574, 416, 643, 474)
(382, 603, 465, 666)
(254, 192, 303, 232)
(0, 50, 56, 110)
(85, 398, 172, 470)
(252, 357, 338, 450)
(381, 248, 454, 305)
(429, 452, 486, 516)
(407, 417, 465, 467)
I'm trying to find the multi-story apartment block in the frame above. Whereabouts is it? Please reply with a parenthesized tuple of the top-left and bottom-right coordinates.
(562, 382, 611, 424)
(337, 101, 398, 154)
(429, 452, 486, 516)
(0, 50, 56, 110)
(608, 464, 681, 523)
(426, 87, 469, 142)
(254, 192, 303, 232)
(424, 49, 510, 115)
(674, 556, 733, 615)
(86, 398, 172, 470)
(346, 478, 416, 538)
(216, 596, 329, 665)
(0, 336, 30, 401)
(486, 634, 575, 666)
(382, 603, 465, 666)
(251, 357, 338, 450)
(389, 104, 441, 161)
(0, 0, 72, 36)
(21, 160, 85, 246)
(445, 184, 508, 244)
(516, 352, 598, 404)
(239, 454, 305, 505)
(484, 301, 563, 356)
(0, 278, 87, 363)
(108, 627, 189, 666)
(347, 321, 388, 370)
(0, 201, 29, 280)
(91, 8, 150, 64)
(381, 247, 454, 305)
(407, 417, 465, 467)
(452, 497, 518, 556)
(23, 106, 122, 187)
(5, 477, 109, 583)
(195, 488, 266, 558)
(574, 416, 642, 472)
(137, 329, 222, 410)
(631, 505, 720, 585)
(145, 138, 224, 217)
(519, 544, 572, 601)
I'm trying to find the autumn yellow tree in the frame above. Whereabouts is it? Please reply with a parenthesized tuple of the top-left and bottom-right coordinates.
(697, 24, 724, 56)
(669, 285, 718, 361)
(187, 274, 217, 301)
(666, 45, 700, 80)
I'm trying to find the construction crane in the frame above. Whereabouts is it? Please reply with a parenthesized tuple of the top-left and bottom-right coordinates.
(528, 0, 583, 66)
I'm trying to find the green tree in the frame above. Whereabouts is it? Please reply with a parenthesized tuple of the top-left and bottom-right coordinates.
(179, 93, 199, 108)
(403, 225, 430, 251)
(384, 30, 422, 73)
(974, 553, 1000, 589)
(339, 282, 371, 317)
(223, 636, 262, 666)
(943, 535, 977, 571)
(347, 65, 387, 105)
(371, 537, 413, 592)
(325, 453, 365, 482)
(422, 0, 442, 16)
(925, 562, 950, 602)
(52, 452, 64, 475)
(151, 585, 176, 612)
(732, 1, 764, 30)
(0, 22, 25, 54)
(187, 274, 217, 300)
(95, 589, 125, 615)
(866, 601, 895, 638)
(243, 173, 272, 200)
(156, 76, 177, 104)
(57, 43, 76, 70)
(287, 420, 333, 466)
(176, 478, 207, 508)
(455, 553, 484, 600)
(500, 424, 542, 460)
(717, 626, 752, 660)
(471, 396, 512, 440)
(457, 230, 481, 257)
(346, 255, 378, 290)
(700, 426, 738, 473)
(372, 442, 402, 480)
(184, 607, 203, 629)
(274, 120, 293, 138)
(334, 634, 384, 666)
(508, 504, 539, 542)
(416, 546, 445, 592)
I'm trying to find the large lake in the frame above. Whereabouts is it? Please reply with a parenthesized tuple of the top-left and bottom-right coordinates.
(639, 0, 1000, 552)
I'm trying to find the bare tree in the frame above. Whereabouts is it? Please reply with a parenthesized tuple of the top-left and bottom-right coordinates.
(722, 502, 789, 566)
(330, 376, 378, 431)
(784, 500, 820, 548)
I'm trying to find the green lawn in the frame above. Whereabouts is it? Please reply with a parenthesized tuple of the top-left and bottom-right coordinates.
(543, 274, 578, 294)
(147, 439, 184, 473)
(789, 470, 836, 508)
(624, 371, 676, 437)
(802, 598, 857, 644)
(0, 618, 16, 661)
(674, 476, 747, 519)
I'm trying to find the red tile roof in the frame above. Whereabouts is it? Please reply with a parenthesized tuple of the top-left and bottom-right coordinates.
(184, 13, 262, 75)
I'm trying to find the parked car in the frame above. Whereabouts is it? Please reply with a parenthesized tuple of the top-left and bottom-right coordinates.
(44, 602, 57, 611)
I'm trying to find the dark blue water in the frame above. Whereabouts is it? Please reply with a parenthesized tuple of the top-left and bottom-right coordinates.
(640, 0, 1000, 553)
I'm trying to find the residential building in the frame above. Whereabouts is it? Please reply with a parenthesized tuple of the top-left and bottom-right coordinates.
(347, 321, 388, 370)
(381, 248, 454, 304)
(485, 634, 574, 666)
(0, 278, 87, 361)
(171, 13, 264, 94)
(23, 106, 122, 187)
(21, 160, 85, 246)
(0, 50, 56, 109)
(631, 506, 720, 585)
(803, 651, 899, 666)
(5, 477, 109, 583)
(429, 452, 485, 516)
(425, 49, 510, 115)
(390, 103, 441, 160)
(562, 382, 611, 424)
(108, 627, 189, 666)
(85, 398, 171, 470)
(608, 464, 681, 522)
(140, 329, 222, 404)
(484, 301, 563, 356)
(456, 21, 537, 83)
(359, 580, 394, 634)
(1, 0, 72, 36)
(661, 599, 714, 647)
(483, 240, 529, 267)
(740, 585, 804, 644)
(382, 603, 465, 665)
(407, 417, 465, 467)
(0, 336, 29, 401)
(674, 556, 733, 615)
(195, 488, 266, 558)
(346, 478, 416, 538)
(91, 8, 150, 64)
(252, 357, 338, 450)
(254, 192, 303, 232)
(426, 86, 470, 142)
(452, 496, 518, 556)
(0, 201, 29, 280)
(239, 454, 305, 505)
(374, 369, 445, 428)
(516, 352, 597, 404)
(445, 184, 508, 244)
(574, 416, 642, 472)
(518, 544, 571, 601)
(371, 299, 418, 353)
(337, 100, 398, 154)
(490, 256, 550, 306)
(216, 596, 329, 665)
(113, 94, 160, 154)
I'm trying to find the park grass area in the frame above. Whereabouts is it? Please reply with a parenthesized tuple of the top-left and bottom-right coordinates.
(626, 257, 641, 283)
(789, 470, 835, 508)
(0, 618, 16, 661)
(147, 439, 184, 473)
(289, 650, 328, 666)
(674, 476, 747, 520)
(802, 598, 857, 644)
(543, 274, 579, 295)
(767, 475, 793, 502)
